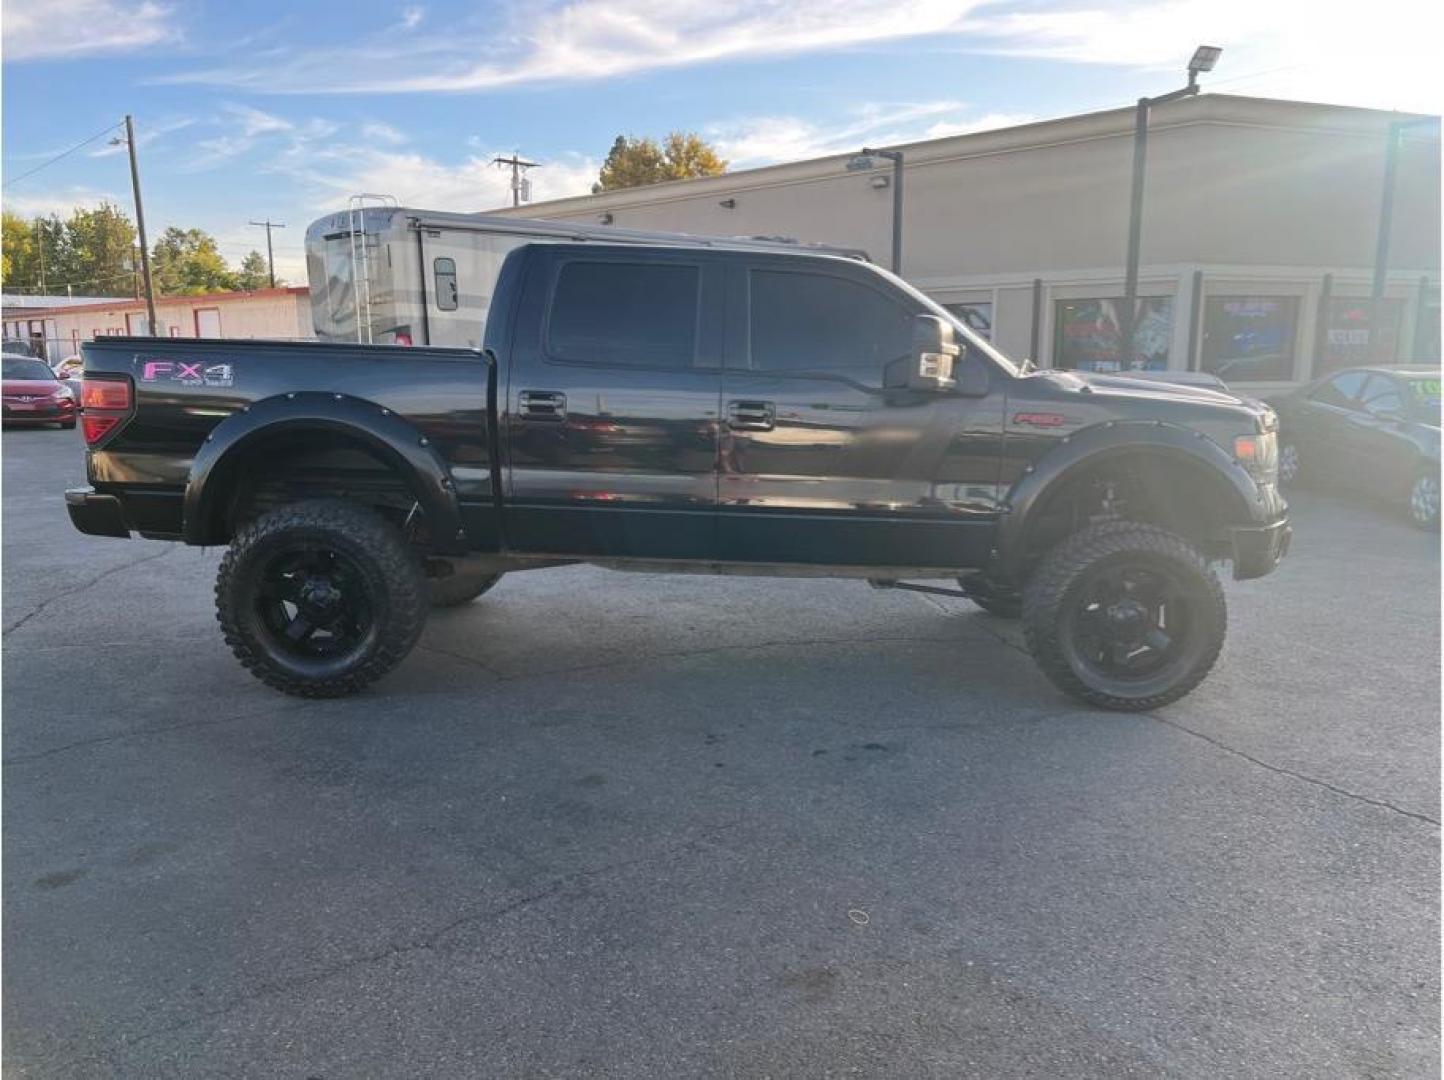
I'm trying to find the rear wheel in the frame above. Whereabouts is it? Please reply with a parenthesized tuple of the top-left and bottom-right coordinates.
(1277, 441, 1301, 487)
(1408, 471, 1440, 530)
(1022, 522, 1226, 712)
(216, 499, 428, 697)
(429, 570, 503, 607)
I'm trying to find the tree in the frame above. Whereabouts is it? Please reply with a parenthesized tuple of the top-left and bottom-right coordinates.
(2, 211, 36, 288)
(151, 227, 238, 295)
(593, 131, 727, 192)
(236, 250, 272, 290)
(63, 204, 136, 297)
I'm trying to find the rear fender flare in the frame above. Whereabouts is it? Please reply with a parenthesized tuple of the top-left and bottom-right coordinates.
(184, 392, 465, 551)
(993, 420, 1263, 580)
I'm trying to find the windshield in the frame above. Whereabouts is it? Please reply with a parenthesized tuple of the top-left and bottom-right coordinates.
(3, 357, 55, 381)
(862, 261, 1021, 375)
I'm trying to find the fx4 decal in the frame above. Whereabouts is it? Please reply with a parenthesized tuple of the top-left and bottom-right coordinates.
(141, 359, 235, 388)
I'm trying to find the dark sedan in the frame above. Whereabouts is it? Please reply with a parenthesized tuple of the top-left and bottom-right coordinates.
(2, 356, 78, 430)
(1272, 365, 1441, 528)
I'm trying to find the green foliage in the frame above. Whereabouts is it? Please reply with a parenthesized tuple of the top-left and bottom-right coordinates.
(235, 250, 273, 290)
(151, 227, 238, 295)
(593, 131, 727, 193)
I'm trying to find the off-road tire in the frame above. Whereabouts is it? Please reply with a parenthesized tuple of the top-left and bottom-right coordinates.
(429, 570, 503, 607)
(1277, 441, 1301, 487)
(1021, 521, 1227, 712)
(216, 499, 428, 697)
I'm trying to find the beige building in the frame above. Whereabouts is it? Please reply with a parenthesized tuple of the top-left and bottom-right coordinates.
(498, 94, 1440, 388)
(2, 286, 313, 362)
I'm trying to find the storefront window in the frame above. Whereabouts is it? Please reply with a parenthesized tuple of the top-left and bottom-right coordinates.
(1200, 296, 1299, 382)
(1321, 298, 1402, 374)
(943, 302, 993, 341)
(1054, 297, 1172, 372)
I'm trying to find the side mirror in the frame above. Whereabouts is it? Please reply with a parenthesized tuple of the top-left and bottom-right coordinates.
(907, 315, 958, 391)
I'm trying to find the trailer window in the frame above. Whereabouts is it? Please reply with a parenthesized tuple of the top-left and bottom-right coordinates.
(434, 257, 459, 311)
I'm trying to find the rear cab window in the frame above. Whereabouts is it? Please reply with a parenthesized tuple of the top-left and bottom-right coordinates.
(546, 260, 700, 368)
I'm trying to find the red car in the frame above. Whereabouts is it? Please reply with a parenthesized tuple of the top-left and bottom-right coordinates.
(3, 356, 77, 429)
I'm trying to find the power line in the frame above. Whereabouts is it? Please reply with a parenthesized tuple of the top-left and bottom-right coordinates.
(3, 121, 125, 189)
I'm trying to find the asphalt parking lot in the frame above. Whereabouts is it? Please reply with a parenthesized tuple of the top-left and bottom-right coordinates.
(3, 424, 1439, 1078)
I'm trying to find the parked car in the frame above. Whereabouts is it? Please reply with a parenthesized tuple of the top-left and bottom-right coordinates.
(53, 355, 85, 403)
(1271, 365, 1441, 528)
(3, 338, 36, 357)
(3, 356, 77, 429)
(67, 242, 1289, 710)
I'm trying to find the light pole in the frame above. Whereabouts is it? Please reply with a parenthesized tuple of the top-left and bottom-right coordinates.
(111, 115, 158, 335)
(1120, 45, 1221, 367)
(853, 147, 904, 275)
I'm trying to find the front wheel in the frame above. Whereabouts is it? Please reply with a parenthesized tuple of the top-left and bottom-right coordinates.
(1277, 441, 1301, 487)
(216, 499, 428, 697)
(1022, 522, 1226, 712)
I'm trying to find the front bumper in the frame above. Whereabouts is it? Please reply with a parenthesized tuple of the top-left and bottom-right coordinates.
(1231, 517, 1291, 580)
(66, 486, 131, 539)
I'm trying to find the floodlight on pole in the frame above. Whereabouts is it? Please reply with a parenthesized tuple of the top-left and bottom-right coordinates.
(1121, 46, 1222, 368)
(860, 146, 904, 275)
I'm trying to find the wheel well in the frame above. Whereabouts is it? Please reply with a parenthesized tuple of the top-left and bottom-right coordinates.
(208, 430, 423, 544)
(1022, 451, 1242, 565)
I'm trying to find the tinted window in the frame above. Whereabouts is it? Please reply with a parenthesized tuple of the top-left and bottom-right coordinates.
(1200, 296, 1299, 381)
(1358, 374, 1405, 419)
(1309, 370, 1368, 409)
(548, 261, 699, 368)
(434, 257, 459, 311)
(750, 269, 911, 382)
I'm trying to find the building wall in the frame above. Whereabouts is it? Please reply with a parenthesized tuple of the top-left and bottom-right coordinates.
(3, 290, 313, 361)
(498, 94, 1440, 387)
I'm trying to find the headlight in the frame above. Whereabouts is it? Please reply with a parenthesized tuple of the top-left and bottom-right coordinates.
(1234, 431, 1278, 483)
(53, 386, 74, 400)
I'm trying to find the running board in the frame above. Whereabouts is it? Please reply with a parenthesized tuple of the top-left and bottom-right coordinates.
(867, 579, 973, 599)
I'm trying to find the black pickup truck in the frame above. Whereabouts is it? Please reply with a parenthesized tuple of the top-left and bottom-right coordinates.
(68, 243, 1289, 710)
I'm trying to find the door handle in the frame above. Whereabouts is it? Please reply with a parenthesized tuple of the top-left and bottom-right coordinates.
(727, 400, 775, 431)
(519, 390, 566, 421)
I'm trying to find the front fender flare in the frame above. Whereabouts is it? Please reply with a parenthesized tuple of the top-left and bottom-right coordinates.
(184, 392, 465, 551)
(992, 420, 1266, 580)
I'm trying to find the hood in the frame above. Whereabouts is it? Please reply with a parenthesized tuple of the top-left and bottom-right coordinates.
(3, 379, 64, 395)
(1039, 369, 1259, 410)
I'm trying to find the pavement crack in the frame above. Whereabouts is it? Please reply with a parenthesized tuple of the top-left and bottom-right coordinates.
(1144, 713, 1440, 827)
(3, 546, 174, 636)
(2, 700, 313, 766)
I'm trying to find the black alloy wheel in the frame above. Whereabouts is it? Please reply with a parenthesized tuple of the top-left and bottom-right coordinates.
(216, 500, 428, 697)
(1022, 521, 1226, 711)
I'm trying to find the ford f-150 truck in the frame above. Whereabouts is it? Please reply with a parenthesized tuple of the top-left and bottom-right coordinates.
(67, 242, 1289, 710)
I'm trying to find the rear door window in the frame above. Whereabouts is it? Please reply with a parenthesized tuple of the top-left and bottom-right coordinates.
(434, 257, 459, 311)
(547, 261, 699, 368)
(1357, 374, 1405, 419)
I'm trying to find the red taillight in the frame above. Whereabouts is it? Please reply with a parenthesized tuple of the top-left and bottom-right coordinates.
(80, 376, 133, 446)
(394, 332, 413, 347)
(82, 414, 121, 443)
(81, 378, 132, 411)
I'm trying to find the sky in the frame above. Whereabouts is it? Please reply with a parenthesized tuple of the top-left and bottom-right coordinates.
(2, 0, 1441, 287)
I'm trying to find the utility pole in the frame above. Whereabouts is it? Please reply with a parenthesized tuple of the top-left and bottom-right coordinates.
(115, 115, 158, 335)
(1369, 117, 1436, 361)
(35, 221, 46, 294)
(248, 219, 287, 288)
(492, 152, 538, 207)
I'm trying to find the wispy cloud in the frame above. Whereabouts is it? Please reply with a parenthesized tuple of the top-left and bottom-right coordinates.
(710, 102, 1036, 168)
(361, 121, 408, 147)
(3, 186, 127, 218)
(89, 117, 197, 158)
(397, 5, 425, 30)
(3, 0, 178, 60)
(156, 0, 983, 94)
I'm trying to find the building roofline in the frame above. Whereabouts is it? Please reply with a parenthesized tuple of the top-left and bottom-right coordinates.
(2, 286, 309, 319)
(491, 93, 1440, 218)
